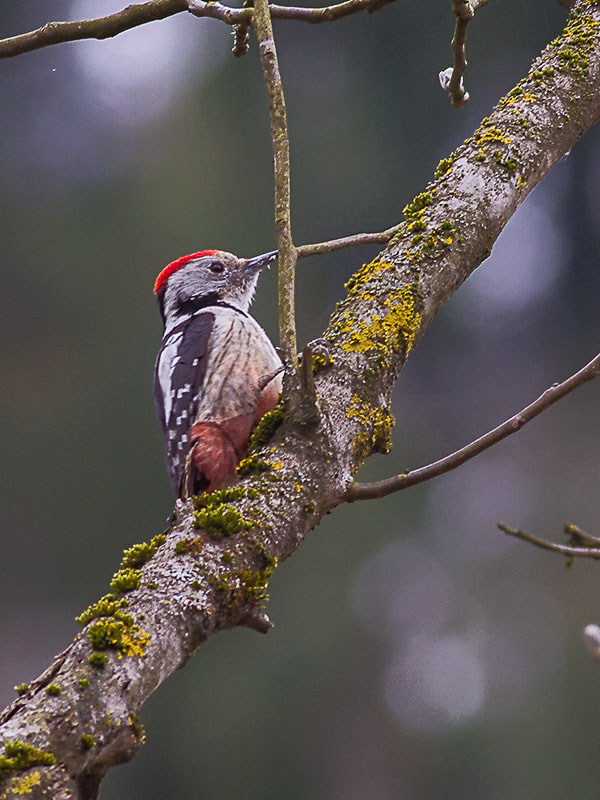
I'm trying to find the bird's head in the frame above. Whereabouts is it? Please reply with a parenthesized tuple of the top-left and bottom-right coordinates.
(154, 249, 277, 326)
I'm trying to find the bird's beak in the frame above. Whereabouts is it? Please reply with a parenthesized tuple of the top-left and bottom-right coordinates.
(243, 250, 278, 273)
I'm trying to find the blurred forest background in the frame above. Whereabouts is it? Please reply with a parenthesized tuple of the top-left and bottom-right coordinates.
(2, 1, 600, 798)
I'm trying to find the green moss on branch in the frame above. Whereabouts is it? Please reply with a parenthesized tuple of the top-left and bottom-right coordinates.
(0, 740, 55, 777)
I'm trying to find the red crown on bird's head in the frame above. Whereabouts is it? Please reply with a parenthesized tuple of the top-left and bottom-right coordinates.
(153, 250, 220, 295)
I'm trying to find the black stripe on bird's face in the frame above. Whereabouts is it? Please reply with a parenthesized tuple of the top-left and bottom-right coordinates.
(174, 292, 221, 318)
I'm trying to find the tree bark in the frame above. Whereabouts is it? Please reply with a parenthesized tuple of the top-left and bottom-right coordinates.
(1, 1, 600, 797)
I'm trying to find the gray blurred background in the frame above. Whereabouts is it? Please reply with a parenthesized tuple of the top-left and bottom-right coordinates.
(2, 1, 600, 798)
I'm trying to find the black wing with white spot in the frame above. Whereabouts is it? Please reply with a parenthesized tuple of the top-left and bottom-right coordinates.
(154, 312, 215, 492)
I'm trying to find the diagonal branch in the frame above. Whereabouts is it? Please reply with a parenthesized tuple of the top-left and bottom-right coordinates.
(348, 351, 600, 501)
(0, 0, 399, 60)
(252, 0, 298, 369)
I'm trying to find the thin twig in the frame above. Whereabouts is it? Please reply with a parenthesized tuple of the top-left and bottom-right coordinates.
(0, 0, 189, 59)
(252, 0, 298, 368)
(0, 0, 399, 60)
(296, 224, 401, 258)
(439, 0, 496, 107)
(347, 350, 600, 501)
(498, 523, 600, 561)
(270, 0, 397, 22)
(564, 522, 600, 549)
(446, 0, 474, 108)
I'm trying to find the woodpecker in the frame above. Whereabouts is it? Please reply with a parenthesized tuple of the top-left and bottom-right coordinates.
(153, 249, 283, 498)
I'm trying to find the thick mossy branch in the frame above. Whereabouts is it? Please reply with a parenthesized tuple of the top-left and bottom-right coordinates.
(326, 1, 600, 378)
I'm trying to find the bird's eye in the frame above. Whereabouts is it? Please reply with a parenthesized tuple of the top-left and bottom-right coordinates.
(209, 261, 224, 273)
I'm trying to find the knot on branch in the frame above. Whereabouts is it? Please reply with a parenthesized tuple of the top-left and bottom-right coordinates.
(239, 606, 273, 633)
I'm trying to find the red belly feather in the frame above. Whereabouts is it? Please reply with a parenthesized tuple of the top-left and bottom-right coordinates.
(188, 384, 279, 493)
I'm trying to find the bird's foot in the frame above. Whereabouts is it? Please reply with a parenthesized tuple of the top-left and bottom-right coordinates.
(258, 365, 285, 392)
(299, 338, 332, 402)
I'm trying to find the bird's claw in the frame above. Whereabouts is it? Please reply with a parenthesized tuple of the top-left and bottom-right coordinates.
(258, 365, 285, 392)
(304, 338, 332, 370)
(300, 337, 332, 402)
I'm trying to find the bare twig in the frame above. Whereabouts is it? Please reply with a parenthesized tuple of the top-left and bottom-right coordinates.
(348, 351, 600, 501)
(0, 0, 399, 60)
(498, 523, 600, 560)
(443, 0, 474, 108)
(564, 522, 600, 549)
(296, 224, 401, 258)
(252, 0, 298, 369)
(439, 0, 496, 108)
(0, 0, 189, 60)
(269, 0, 397, 22)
